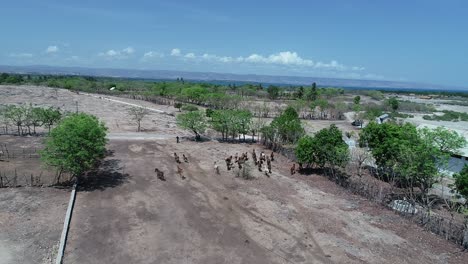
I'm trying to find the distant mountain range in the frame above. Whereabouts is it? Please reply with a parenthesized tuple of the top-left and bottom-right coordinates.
(1, 64, 467, 91)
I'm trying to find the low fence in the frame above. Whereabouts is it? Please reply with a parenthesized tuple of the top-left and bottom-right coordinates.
(0, 145, 40, 159)
(0, 144, 68, 187)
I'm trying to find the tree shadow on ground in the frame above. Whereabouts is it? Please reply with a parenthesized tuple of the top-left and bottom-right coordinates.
(79, 158, 130, 192)
(180, 135, 212, 142)
(297, 167, 324, 176)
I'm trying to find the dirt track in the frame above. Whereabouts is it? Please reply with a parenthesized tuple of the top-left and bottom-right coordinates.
(64, 139, 465, 264)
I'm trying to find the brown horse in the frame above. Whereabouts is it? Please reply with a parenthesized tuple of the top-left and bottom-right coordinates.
(154, 168, 166, 181)
(174, 153, 181, 163)
(177, 165, 185, 180)
(290, 164, 296, 175)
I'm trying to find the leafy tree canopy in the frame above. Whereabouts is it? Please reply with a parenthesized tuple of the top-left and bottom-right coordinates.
(41, 113, 108, 180)
(296, 124, 349, 169)
(270, 106, 304, 143)
(176, 111, 207, 141)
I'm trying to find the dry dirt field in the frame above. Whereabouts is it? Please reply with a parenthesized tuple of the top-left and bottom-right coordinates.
(0, 188, 69, 264)
(64, 139, 466, 264)
(1, 85, 467, 264)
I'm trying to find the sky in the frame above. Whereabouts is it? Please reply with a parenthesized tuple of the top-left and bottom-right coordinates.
(1, 0, 468, 87)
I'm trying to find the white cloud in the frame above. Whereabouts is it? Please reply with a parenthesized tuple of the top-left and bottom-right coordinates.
(171, 50, 363, 72)
(46, 45, 59, 53)
(143, 51, 163, 58)
(99, 47, 135, 59)
(104, 50, 118, 56)
(153, 48, 371, 77)
(122, 47, 135, 54)
(9, 53, 33, 58)
(184, 52, 195, 58)
(171, 48, 181, 56)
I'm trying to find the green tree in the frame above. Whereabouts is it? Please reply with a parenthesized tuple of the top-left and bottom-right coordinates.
(388, 97, 399, 111)
(211, 110, 231, 141)
(174, 102, 183, 112)
(295, 135, 315, 165)
(205, 108, 214, 118)
(359, 122, 419, 169)
(176, 111, 207, 141)
(305, 83, 318, 101)
(182, 86, 209, 104)
(267, 85, 280, 100)
(29, 106, 45, 134)
(296, 125, 349, 171)
(232, 110, 252, 141)
(270, 106, 304, 143)
(454, 165, 468, 201)
(353, 95, 361, 105)
(360, 122, 466, 203)
(4, 105, 26, 135)
(41, 113, 108, 183)
(41, 107, 62, 133)
(296, 86, 304, 99)
(418, 126, 467, 154)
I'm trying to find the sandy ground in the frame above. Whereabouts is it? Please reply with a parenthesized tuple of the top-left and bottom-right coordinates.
(0, 188, 69, 264)
(63, 139, 465, 264)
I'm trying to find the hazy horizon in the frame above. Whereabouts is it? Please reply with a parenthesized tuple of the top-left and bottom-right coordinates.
(2, 1, 468, 87)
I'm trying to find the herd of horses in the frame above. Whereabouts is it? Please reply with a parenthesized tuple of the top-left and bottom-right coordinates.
(155, 148, 299, 181)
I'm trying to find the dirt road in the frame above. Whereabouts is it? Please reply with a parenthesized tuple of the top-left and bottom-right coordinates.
(64, 139, 465, 264)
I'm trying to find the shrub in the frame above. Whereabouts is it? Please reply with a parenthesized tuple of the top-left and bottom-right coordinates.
(454, 165, 468, 200)
(181, 105, 199, 112)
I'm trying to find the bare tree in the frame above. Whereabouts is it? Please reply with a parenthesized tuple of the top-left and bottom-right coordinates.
(351, 147, 371, 178)
(128, 107, 150, 132)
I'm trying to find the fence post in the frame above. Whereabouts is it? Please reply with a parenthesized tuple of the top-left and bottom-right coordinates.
(463, 229, 468, 249)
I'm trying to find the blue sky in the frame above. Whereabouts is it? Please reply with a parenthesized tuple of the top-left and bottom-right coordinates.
(1, 0, 467, 87)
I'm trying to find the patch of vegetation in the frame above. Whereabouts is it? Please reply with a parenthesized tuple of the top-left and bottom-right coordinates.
(181, 105, 199, 111)
(422, 110, 468, 122)
(397, 100, 436, 113)
(0, 104, 62, 135)
(362, 90, 385, 100)
(296, 124, 349, 170)
(454, 165, 468, 201)
(390, 112, 414, 118)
